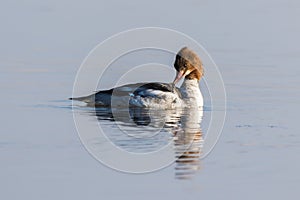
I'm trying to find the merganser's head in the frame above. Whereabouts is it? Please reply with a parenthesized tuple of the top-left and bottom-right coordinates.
(173, 47, 204, 84)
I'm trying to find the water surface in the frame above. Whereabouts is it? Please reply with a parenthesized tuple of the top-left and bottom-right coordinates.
(1, 0, 300, 199)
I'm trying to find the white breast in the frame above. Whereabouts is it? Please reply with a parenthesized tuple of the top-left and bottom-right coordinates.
(180, 79, 203, 108)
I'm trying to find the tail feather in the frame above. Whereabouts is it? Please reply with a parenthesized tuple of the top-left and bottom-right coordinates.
(69, 95, 95, 103)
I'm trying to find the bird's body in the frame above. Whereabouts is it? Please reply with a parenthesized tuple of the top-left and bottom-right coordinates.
(70, 47, 204, 109)
(71, 82, 181, 108)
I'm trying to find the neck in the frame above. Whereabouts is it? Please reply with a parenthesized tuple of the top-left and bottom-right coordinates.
(180, 78, 203, 107)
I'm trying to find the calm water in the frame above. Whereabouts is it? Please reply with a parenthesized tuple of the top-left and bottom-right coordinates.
(1, 0, 300, 199)
(73, 105, 206, 178)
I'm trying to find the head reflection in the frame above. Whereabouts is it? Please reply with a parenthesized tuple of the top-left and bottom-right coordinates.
(92, 106, 203, 179)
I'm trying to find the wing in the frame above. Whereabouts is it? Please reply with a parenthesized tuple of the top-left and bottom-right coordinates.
(133, 82, 182, 98)
(95, 82, 181, 97)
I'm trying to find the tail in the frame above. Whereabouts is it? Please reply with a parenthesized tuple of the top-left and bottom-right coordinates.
(69, 95, 95, 103)
(69, 92, 111, 106)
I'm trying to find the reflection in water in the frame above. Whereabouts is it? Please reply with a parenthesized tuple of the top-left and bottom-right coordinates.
(88, 106, 203, 179)
(174, 131, 203, 179)
(173, 107, 203, 179)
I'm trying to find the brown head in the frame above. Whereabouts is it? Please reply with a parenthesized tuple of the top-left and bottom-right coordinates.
(173, 47, 204, 84)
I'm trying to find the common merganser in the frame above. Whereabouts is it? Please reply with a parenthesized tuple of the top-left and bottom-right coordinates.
(70, 47, 204, 108)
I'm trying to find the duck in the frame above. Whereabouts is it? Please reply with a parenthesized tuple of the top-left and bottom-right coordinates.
(70, 47, 204, 109)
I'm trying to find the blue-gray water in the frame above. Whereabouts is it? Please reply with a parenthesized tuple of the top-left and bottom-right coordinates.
(1, 0, 300, 199)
